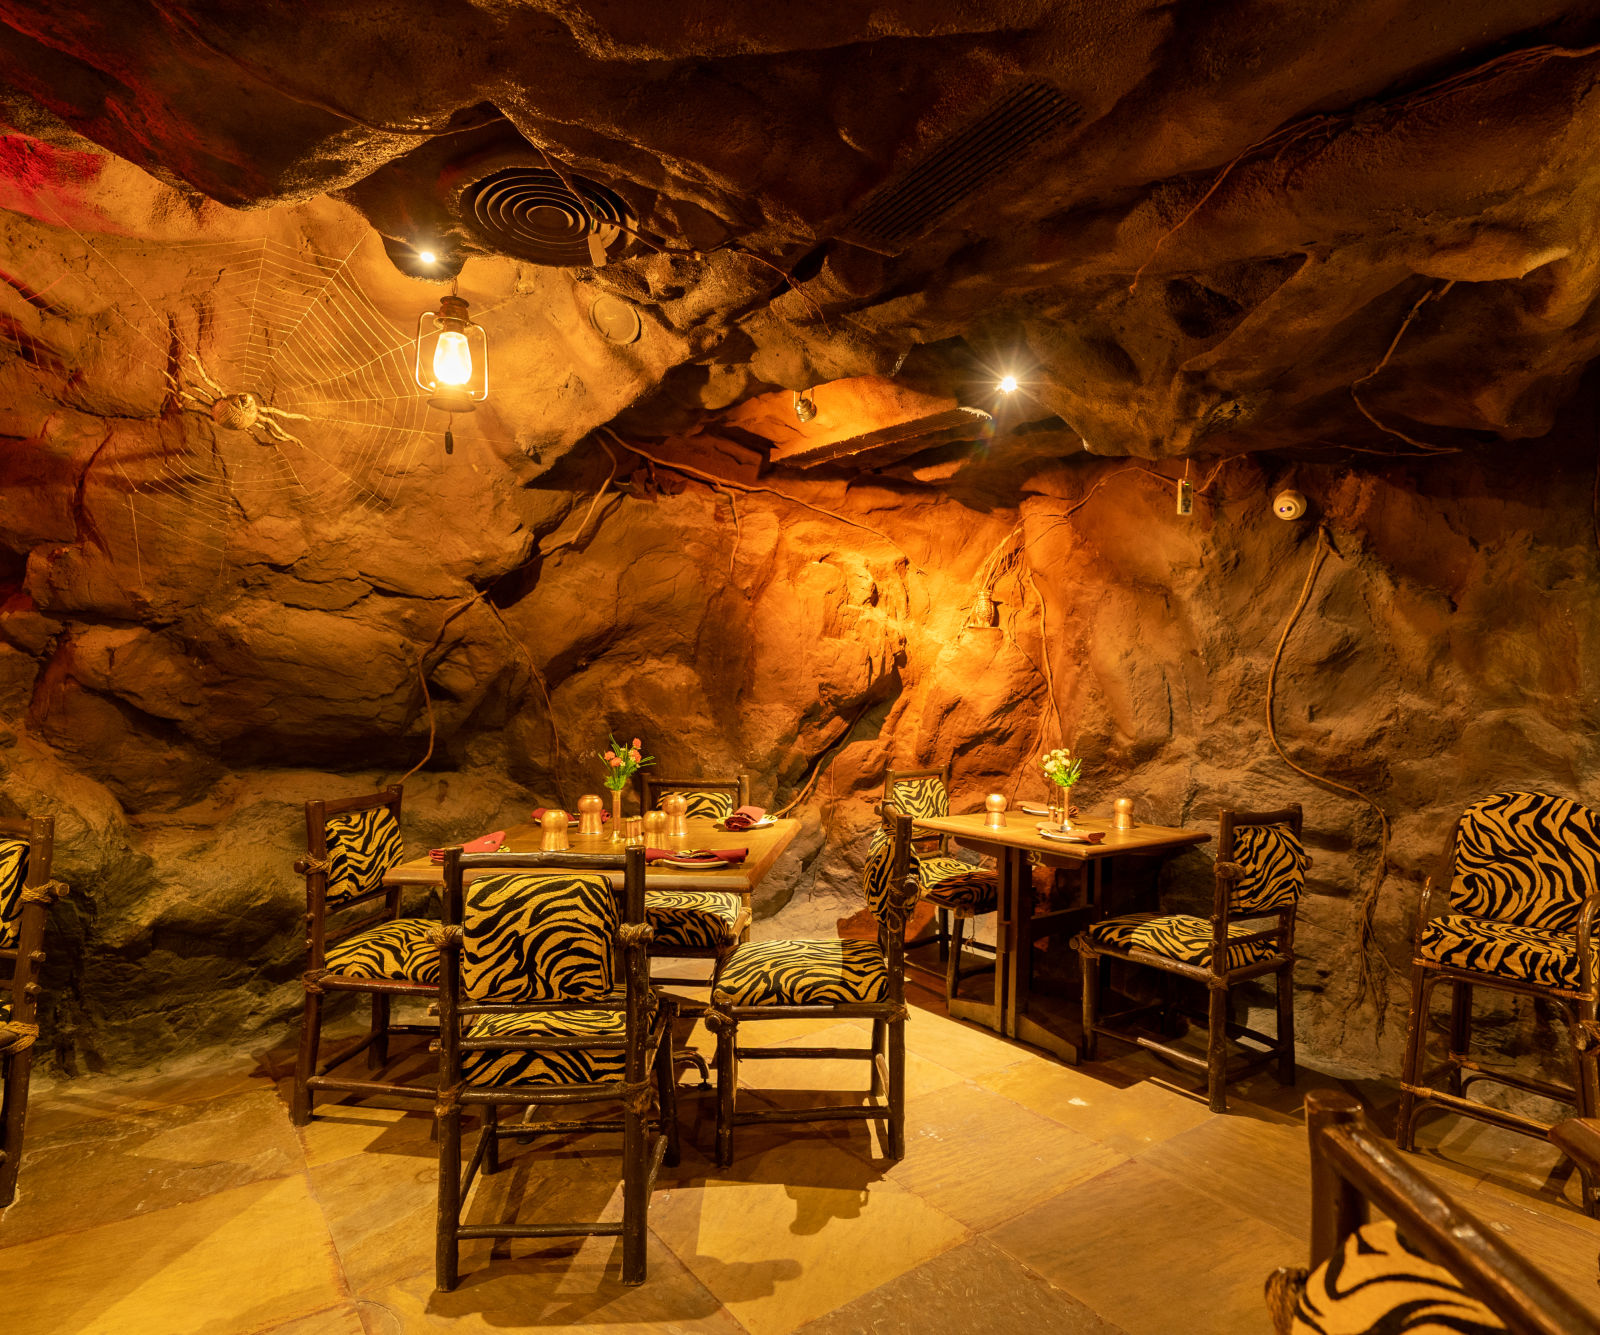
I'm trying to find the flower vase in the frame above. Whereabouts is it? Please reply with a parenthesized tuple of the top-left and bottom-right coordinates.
(611, 788, 625, 841)
(1052, 787, 1077, 832)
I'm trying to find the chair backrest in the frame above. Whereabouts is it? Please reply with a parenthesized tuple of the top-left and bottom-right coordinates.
(301, 787, 405, 911)
(1264, 1090, 1599, 1335)
(1218, 806, 1308, 916)
(1446, 791, 1600, 931)
(882, 766, 951, 822)
(461, 870, 622, 1004)
(637, 773, 750, 821)
(0, 834, 29, 952)
(863, 812, 918, 930)
(1, 816, 57, 1025)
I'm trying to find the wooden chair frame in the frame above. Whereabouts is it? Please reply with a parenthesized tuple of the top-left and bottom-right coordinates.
(708, 811, 918, 1167)
(291, 785, 437, 1125)
(1396, 810, 1600, 1167)
(435, 844, 679, 1289)
(1266, 1091, 1598, 1335)
(1, 815, 61, 1208)
(1077, 804, 1302, 1113)
(882, 762, 997, 1002)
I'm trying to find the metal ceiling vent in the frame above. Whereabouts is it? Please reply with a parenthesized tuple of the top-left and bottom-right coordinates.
(458, 167, 633, 267)
(840, 82, 1081, 254)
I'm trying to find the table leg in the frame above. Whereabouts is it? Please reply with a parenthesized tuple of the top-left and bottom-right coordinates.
(947, 844, 1011, 1035)
(1009, 850, 1083, 1064)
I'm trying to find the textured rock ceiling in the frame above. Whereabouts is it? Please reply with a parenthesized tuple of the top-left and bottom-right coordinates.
(4, 1, 1600, 464)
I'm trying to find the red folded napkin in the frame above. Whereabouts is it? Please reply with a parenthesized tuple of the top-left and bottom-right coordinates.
(429, 830, 506, 863)
(1034, 826, 1105, 845)
(721, 805, 767, 830)
(529, 807, 608, 824)
(645, 847, 748, 866)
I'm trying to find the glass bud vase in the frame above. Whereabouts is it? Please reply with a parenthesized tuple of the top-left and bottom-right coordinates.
(611, 787, 625, 841)
(1053, 788, 1076, 832)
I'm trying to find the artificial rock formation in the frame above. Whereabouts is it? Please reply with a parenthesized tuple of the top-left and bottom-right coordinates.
(0, 3, 1599, 1077)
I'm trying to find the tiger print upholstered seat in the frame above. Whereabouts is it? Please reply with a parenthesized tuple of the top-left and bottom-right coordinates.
(1398, 792, 1600, 1171)
(638, 773, 750, 824)
(918, 856, 999, 912)
(712, 938, 888, 1007)
(0, 837, 27, 950)
(324, 917, 441, 984)
(1085, 912, 1281, 970)
(1288, 1220, 1505, 1334)
(1077, 805, 1307, 1114)
(323, 806, 407, 906)
(645, 889, 743, 950)
(1418, 914, 1592, 989)
(459, 1009, 628, 1087)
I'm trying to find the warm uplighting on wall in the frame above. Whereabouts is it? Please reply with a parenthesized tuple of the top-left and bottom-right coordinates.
(414, 291, 489, 455)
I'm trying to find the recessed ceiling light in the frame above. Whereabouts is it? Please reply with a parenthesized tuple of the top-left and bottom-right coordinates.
(998, 374, 1018, 393)
(418, 250, 437, 264)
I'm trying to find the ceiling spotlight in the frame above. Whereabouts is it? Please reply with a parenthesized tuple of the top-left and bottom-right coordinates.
(418, 250, 437, 265)
(998, 375, 1019, 394)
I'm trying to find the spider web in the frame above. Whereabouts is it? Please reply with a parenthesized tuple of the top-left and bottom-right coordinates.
(4, 221, 501, 571)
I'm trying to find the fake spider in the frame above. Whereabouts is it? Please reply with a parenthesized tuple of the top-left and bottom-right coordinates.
(166, 352, 311, 445)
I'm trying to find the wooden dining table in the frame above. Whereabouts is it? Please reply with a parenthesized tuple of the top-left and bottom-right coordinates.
(911, 810, 1210, 1063)
(383, 814, 802, 903)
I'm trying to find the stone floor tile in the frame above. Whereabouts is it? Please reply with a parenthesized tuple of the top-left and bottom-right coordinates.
(886, 1081, 1127, 1231)
(362, 1230, 742, 1333)
(649, 1136, 968, 1335)
(1453, 1179, 1600, 1316)
(297, 1105, 437, 1170)
(1137, 1112, 1311, 1237)
(979, 1056, 1216, 1155)
(0, 1175, 346, 1335)
(256, 1305, 368, 1334)
(897, 1008, 1034, 1080)
(795, 1235, 1127, 1335)
(4, 1087, 306, 1245)
(988, 1159, 1301, 1335)
(735, 1022, 964, 1100)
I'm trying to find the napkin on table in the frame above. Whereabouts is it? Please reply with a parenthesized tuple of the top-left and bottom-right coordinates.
(644, 847, 748, 866)
(721, 805, 767, 831)
(429, 830, 507, 863)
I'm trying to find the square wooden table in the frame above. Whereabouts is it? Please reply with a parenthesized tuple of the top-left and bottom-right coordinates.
(912, 811, 1210, 1063)
(384, 816, 802, 905)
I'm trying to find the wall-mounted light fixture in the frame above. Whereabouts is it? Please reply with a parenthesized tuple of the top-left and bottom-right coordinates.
(414, 289, 489, 455)
(794, 390, 818, 422)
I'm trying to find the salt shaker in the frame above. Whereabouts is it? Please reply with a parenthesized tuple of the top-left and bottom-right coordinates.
(1113, 797, 1136, 831)
(540, 808, 570, 851)
(577, 793, 604, 836)
(624, 816, 644, 847)
(984, 793, 1008, 829)
(643, 810, 668, 847)
(662, 792, 690, 844)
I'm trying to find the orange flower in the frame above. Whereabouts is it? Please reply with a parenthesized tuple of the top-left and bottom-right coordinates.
(629, 749, 641, 762)
(604, 750, 616, 761)
(610, 756, 623, 768)
(631, 737, 641, 749)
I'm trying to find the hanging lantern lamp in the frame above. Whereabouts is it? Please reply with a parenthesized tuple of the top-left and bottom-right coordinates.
(414, 289, 488, 454)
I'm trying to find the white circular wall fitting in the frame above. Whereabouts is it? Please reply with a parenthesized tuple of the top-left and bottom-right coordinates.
(590, 294, 642, 344)
(1273, 489, 1308, 521)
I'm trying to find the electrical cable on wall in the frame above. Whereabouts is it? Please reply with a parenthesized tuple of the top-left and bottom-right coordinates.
(1265, 523, 1397, 1020)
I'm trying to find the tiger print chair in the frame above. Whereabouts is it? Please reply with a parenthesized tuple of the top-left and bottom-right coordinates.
(1, 815, 64, 1209)
(636, 771, 754, 1081)
(1396, 791, 1600, 1168)
(1074, 804, 1307, 1113)
(1265, 1090, 1598, 1335)
(291, 785, 440, 1125)
(434, 844, 678, 1289)
(708, 811, 917, 1167)
(882, 764, 998, 1002)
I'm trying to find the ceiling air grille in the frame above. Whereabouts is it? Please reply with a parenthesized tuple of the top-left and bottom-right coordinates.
(458, 167, 632, 267)
(839, 82, 1081, 254)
